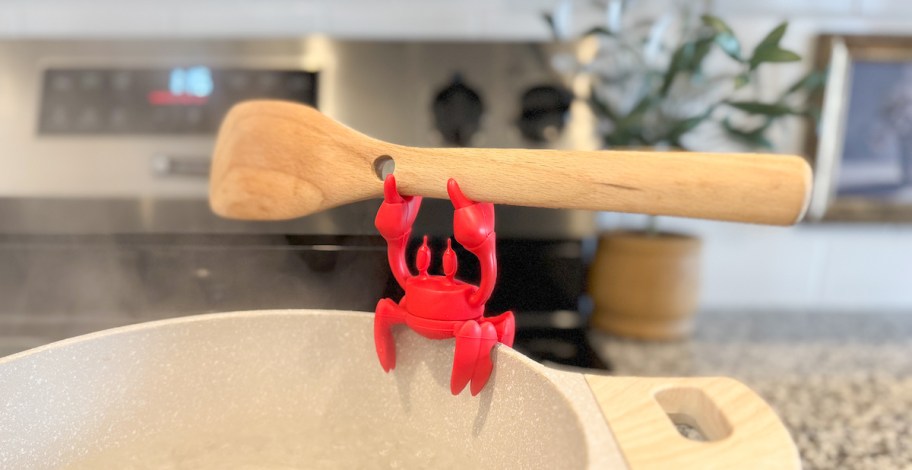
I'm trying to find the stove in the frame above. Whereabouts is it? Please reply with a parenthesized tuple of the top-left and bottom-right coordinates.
(0, 38, 604, 371)
(513, 312, 610, 371)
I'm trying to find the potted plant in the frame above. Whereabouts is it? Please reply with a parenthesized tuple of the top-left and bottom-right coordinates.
(545, 1, 824, 339)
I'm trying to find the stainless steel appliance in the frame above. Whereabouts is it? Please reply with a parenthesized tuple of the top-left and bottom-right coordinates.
(0, 38, 594, 235)
(0, 38, 600, 367)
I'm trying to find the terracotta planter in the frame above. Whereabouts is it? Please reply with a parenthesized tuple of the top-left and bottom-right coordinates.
(588, 231, 701, 340)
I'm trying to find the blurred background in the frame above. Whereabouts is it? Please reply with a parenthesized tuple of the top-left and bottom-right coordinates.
(1, 0, 911, 468)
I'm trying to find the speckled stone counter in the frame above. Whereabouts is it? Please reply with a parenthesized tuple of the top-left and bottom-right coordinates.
(589, 311, 912, 470)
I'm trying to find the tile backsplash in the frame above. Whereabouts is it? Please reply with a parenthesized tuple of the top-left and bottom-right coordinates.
(600, 213, 912, 312)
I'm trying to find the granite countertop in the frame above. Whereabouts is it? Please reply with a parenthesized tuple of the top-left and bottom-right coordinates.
(589, 311, 912, 470)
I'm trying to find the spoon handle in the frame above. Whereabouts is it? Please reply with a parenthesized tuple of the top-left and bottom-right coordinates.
(388, 145, 812, 226)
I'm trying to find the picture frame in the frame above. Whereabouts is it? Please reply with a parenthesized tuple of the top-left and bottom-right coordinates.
(807, 34, 912, 222)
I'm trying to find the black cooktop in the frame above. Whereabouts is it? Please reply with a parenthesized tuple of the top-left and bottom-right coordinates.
(511, 310, 610, 371)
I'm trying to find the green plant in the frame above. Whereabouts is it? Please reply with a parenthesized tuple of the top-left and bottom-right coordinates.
(545, 2, 825, 151)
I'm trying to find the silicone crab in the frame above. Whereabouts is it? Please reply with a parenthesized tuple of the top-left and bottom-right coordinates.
(373, 175, 515, 396)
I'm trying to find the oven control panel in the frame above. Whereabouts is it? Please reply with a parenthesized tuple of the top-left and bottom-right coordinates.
(0, 39, 596, 236)
(38, 67, 317, 135)
(0, 37, 596, 237)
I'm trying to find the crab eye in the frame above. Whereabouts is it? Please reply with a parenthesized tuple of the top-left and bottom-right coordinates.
(443, 238, 458, 279)
(416, 235, 431, 274)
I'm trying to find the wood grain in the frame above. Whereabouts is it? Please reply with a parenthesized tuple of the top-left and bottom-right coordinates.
(585, 375, 801, 469)
(588, 232, 701, 339)
(210, 100, 813, 225)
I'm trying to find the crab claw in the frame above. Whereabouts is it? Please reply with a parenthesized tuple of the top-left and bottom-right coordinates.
(375, 175, 423, 241)
(447, 179, 494, 251)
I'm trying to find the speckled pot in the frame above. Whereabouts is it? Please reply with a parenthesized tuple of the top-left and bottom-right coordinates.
(588, 231, 702, 340)
(0, 310, 616, 469)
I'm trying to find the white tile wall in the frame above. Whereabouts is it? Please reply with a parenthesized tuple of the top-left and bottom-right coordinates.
(320, 1, 493, 39)
(16, 0, 175, 37)
(715, 0, 857, 17)
(0, 3, 17, 35)
(859, 0, 912, 17)
(0, 0, 909, 39)
(815, 226, 912, 308)
(0, 0, 557, 39)
(0, 0, 906, 40)
(172, 1, 323, 37)
(599, 214, 912, 312)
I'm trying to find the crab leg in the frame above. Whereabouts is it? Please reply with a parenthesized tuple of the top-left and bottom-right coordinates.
(451, 320, 482, 395)
(468, 322, 499, 396)
(374, 298, 407, 372)
(487, 311, 516, 348)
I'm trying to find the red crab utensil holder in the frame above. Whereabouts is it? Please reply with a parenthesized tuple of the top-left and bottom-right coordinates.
(373, 175, 515, 396)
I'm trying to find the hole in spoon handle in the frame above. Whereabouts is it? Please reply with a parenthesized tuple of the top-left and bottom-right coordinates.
(373, 155, 395, 181)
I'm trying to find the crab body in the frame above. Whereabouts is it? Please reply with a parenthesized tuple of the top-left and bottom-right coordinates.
(373, 176, 515, 396)
(402, 277, 482, 321)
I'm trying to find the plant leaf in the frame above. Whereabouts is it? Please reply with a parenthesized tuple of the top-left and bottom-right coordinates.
(604, 129, 643, 148)
(749, 22, 800, 69)
(583, 26, 617, 38)
(666, 107, 714, 141)
(702, 14, 742, 60)
(753, 47, 801, 66)
(619, 95, 658, 126)
(757, 22, 788, 50)
(749, 47, 801, 69)
(714, 33, 742, 61)
(734, 73, 750, 89)
(542, 13, 557, 39)
(804, 108, 822, 126)
(701, 15, 734, 35)
(691, 37, 715, 74)
(785, 70, 827, 95)
(723, 118, 773, 149)
(726, 100, 795, 116)
(661, 41, 695, 95)
(589, 89, 618, 121)
(660, 35, 718, 92)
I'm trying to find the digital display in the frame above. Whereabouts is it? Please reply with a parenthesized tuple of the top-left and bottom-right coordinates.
(38, 67, 317, 135)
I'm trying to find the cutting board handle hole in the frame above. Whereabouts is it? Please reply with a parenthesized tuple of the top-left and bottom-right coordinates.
(669, 419, 709, 442)
(654, 386, 733, 442)
(373, 155, 395, 180)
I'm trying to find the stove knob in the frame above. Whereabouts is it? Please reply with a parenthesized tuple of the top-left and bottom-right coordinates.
(431, 74, 484, 147)
(517, 85, 573, 143)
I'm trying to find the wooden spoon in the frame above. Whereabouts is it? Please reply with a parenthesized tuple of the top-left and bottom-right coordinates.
(210, 100, 812, 225)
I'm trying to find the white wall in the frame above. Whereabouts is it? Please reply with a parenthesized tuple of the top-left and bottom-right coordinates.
(0, 0, 910, 40)
(0, 0, 910, 311)
(600, 213, 912, 312)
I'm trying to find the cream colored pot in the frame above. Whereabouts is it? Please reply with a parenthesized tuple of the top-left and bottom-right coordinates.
(0, 310, 797, 469)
